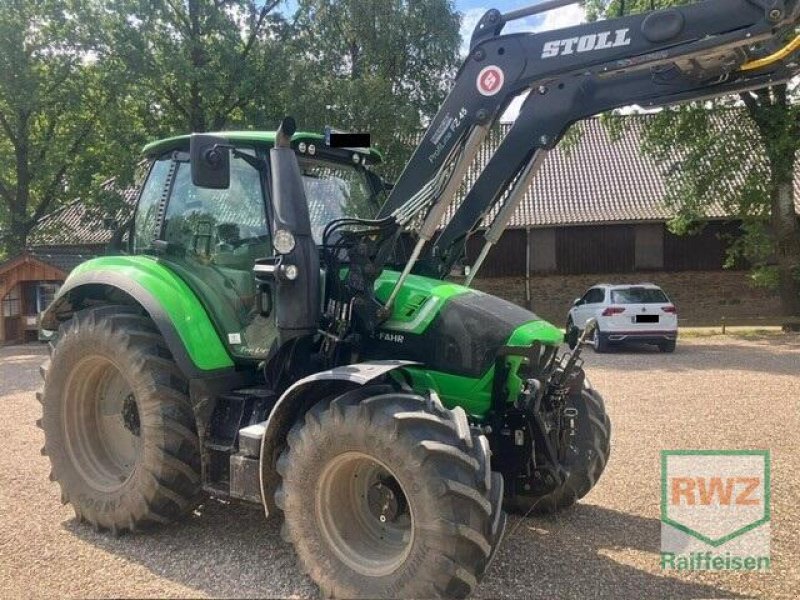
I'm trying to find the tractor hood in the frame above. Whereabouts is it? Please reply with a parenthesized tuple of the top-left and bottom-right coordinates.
(367, 271, 562, 381)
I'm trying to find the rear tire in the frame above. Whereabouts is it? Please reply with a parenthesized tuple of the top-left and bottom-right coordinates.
(591, 327, 610, 353)
(276, 387, 503, 599)
(504, 384, 611, 515)
(658, 340, 676, 353)
(39, 305, 202, 533)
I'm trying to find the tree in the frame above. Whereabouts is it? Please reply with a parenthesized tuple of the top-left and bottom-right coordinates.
(287, 0, 461, 179)
(587, 0, 800, 317)
(0, 0, 126, 257)
(107, 0, 288, 134)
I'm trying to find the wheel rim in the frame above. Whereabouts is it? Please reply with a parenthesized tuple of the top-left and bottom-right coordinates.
(63, 356, 142, 492)
(592, 328, 600, 349)
(316, 452, 414, 577)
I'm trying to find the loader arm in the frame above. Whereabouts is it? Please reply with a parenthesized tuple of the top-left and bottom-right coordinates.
(371, 0, 800, 301)
(423, 40, 800, 279)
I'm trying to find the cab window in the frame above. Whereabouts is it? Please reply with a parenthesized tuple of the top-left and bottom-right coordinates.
(160, 151, 275, 359)
(300, 160, 374, 244)
(164, 152, 269, 266)
(133, 158, 171, 252)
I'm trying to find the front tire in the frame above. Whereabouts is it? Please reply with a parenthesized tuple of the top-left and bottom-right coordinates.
(505, 384, 611, 515)
(276, 387, 503, 599)
(39, 305, 202, 534)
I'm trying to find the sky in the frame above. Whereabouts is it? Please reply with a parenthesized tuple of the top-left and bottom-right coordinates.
(456, 0, 585, 54)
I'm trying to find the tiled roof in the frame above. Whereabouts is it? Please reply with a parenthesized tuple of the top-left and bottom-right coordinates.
(512, 117, 674, 227)
(447, 113, 800, 228)
(28, 246, 107, 273)
(29, 187, 138, 246)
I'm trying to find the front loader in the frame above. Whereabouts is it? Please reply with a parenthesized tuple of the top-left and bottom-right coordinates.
(38, 1, 800, 597)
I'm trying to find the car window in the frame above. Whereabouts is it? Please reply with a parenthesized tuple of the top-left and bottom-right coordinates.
(611, 287, 669, 304)
(583, 288, 605, 304)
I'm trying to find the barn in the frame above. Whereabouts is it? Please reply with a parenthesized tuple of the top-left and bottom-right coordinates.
(462, 117, 799, 325)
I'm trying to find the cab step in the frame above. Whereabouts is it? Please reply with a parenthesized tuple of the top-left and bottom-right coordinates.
(202, 388, 274, 502)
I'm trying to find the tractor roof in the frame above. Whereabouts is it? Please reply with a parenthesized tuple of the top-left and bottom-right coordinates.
(142, 130, 382, 164)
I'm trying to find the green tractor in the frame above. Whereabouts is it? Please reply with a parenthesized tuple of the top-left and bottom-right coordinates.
(37, 1, 800, 597)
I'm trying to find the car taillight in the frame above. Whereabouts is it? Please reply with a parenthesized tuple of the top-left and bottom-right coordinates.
(601, 306, 626, 316)
(662, 305, 677, 314)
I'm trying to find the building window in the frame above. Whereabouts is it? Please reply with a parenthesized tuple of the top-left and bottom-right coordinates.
(2, 287, 21, 317)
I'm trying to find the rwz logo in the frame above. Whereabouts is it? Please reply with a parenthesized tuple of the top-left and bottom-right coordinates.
(660, 450, 771, 571)
(541, 28, 632, 59)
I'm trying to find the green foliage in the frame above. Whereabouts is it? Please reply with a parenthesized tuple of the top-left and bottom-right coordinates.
(287, 0, 461, 179)
(584, 0, 692, 20)
(0, 0, 133, 255)
(106, 0, 289, 133)
(592, 0, 800, 314)
(0, 0, 462, 256)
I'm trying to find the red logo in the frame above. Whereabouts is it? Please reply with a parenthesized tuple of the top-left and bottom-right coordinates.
(477, 66, 504, 96)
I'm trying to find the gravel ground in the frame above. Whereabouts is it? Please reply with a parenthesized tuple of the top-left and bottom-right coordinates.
(1, 335, 798, 599)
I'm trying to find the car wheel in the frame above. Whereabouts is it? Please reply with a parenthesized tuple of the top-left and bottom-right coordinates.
(658, 340, 676, 353)
(592, 328, 609, 353)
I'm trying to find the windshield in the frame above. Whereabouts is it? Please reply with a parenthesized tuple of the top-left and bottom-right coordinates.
(611, 288, 669, 304)
(300, 159, 375, 243)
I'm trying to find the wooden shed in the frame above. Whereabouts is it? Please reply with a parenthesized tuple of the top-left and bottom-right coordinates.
(0, 254, 65, 344)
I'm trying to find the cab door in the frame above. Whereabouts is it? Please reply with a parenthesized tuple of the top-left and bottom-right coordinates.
(136, 149, 278, 361)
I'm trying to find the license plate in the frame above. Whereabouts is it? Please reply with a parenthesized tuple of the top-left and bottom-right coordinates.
(636, 314, 659, 324)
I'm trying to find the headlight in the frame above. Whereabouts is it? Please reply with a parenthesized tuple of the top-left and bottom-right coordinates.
(273, 229, 296, 254)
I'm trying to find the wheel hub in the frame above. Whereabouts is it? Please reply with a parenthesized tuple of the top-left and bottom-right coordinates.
(367, 477, 407, 523)
(63, 356, 142, 492)
(316, 452, 414, 577)
(122, 394, 141, 436)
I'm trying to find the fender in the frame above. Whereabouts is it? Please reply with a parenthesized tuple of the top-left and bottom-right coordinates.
(258, 360, 417, 517)
(41, 256, 234, 377)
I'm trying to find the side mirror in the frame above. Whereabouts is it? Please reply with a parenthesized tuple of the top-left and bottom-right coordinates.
(190, 134, 230, 189)
(573, 297, 582, 307)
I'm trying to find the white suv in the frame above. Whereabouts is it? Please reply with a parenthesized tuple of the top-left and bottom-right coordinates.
(567, 283, 678, 353)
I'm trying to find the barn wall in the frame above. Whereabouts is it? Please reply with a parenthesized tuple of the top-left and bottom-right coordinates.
(464, 221, 745, 279)
(472, 270, 781, 326)
(464, 229, 528, 277)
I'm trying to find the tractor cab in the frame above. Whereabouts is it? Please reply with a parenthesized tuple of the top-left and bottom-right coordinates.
(133, 128, 382, 361)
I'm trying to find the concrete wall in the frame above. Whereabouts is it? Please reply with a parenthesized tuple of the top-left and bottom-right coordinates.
(472, 270, 783, 326)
